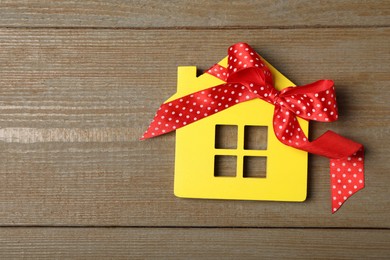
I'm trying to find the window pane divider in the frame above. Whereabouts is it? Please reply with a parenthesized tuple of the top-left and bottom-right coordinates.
(236, 155, 244, 179)
(214, 149, 239, 156)
(237, 125, 245, 150)
(214, 149, 268, 157)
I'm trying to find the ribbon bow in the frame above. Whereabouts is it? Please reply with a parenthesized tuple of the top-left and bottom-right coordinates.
(142, 42, 364, 213)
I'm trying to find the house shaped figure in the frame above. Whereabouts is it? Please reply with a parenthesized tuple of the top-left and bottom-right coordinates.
(166, 56, 309, 202)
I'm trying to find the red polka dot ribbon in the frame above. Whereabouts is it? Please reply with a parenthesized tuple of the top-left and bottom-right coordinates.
(142, 43, 364, 213)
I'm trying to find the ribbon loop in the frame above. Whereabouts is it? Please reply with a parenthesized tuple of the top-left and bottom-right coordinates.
(278, 80, 338, 122)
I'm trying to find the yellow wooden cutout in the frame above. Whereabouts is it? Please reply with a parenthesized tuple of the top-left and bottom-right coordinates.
(168, 56, 308, 202)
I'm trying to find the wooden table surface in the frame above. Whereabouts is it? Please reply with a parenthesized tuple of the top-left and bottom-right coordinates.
(0, 1, 389, 259)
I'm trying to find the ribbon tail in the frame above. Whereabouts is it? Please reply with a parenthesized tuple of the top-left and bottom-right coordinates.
(301, 131, 365, 213)
(330, 147, 365, 213)
(141, 83, 257, 140)
(273, 106, 365, 213)
(141, 101, 179, 140)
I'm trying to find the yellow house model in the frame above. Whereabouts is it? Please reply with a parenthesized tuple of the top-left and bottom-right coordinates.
(166, 56, 309, 202)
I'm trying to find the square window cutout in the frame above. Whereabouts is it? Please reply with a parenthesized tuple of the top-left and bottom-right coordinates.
(243, 156, 266, 178)
(214, 155, 237, 177)
(215, 125, 238, 149)
(244, 126, 267, 150)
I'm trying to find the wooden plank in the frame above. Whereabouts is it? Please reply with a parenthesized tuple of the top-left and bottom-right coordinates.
(0, 28, 389, 227)
(0, 228, 389, 259)
(0, 0, 388, 28)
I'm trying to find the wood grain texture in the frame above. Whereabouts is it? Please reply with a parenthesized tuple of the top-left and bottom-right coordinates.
(0, 228, 389, 259)
(0, 28, 389, 227)
(0, 0, 389, 258)
(0, 0, 388, 28)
